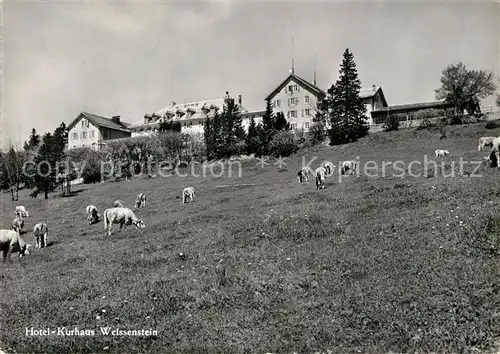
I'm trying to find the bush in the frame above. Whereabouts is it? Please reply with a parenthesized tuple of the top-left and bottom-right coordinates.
(417, 116, 436, 130)
(485, 121, 499, 130)
(306, 122, 327, 146)
(268, 130, 298, 157)
(67, 147, 106, 184)
(382, 115, 400, 132)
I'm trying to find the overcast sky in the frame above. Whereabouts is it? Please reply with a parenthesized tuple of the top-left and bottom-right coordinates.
(2, 0, 499, 147)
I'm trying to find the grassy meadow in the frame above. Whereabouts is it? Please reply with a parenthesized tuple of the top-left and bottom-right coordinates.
(1, 122, 500, 353)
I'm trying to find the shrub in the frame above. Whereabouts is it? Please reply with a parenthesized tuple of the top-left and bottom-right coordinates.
(485, 121, 499, 130)
(417, 116, 436, 130)
(67, 147, 106, 184)
(382, 115, 400, 132)
(268, 130, 298, 157)
(306, 122, 327, 146)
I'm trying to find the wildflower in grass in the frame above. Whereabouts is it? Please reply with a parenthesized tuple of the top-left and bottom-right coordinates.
(96, 315, 101, 320)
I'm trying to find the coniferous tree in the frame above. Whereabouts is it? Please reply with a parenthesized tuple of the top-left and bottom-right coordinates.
(24, 128, 41, 151)
(323, 48, 368, 145)
(34, 133, 56, 199)
(245, 117, 262, 155)
(274, 112, 290, 131)
(261, 98, 276, 138)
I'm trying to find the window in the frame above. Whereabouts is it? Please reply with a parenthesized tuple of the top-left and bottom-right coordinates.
(305, 122, 310, 130)
(81, 132, 87, 139)
(291, 123, 297, 130)
(301, 109, 304, 117)
(305, 96, 310, 103)
(72, 132, 78, 139)
(288, 98, 298, 106)
(293, 84, 298, 92)
(290, 110, 297, 118)
(305, 108, 311, 116)
(276, 100, 281, 107)
(288, 85, 293, 92)
(81, 120, 85, 128)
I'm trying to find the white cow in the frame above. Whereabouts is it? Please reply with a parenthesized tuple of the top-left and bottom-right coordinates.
(340, 161, 357, 176)
(134, 193, 147, 209)
(33, 222, 48, 249)
(103, 207, 145, 236)
(322, 162, 336, 176)
(113, 200, 125, 208)
(315, 167, 327, 190)
(182, 187, 196, 204)
(86, 205, 100, 225)
(297, 166, 313, 183)
(0, 229, 31, 262)
(478, 137, 497, 151)
(12, 216, 24, 234)
(435, 149, 450, 158)
(15, 206, 29, 218)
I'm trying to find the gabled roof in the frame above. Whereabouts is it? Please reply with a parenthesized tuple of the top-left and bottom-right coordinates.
(372, 100, 452, 113)
(265, 73, 326, 101)
(359, 86, 388, 107)
(67, 112, 131, 133)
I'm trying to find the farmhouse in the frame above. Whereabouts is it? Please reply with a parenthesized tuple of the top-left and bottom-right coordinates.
(370, 100, 455, 125)
(130, 95, 264, 137)
(67, 112, 132, 150)
(266, 71, 388, 131)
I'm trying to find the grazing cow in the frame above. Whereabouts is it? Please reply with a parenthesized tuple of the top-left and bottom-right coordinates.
(33, 222, 48, 249)
(15, 206, 29, 218)
(478, 137, 497, 151)
(322, 162, 336, 176)
(113, 200, 125, 208)
(12, 216, 24, 234)
(340, 161, 357, 176)
(435, 149, 450, 158)
(134, 193, 147, 208)
(297, 166, 313, 183)
(103, 207, 145, 236)
(315, 167, 327, 190)
(86, 205, 100, 225)
(0, 229, 31, 262)
(182, 187, 195, 204)
(488, 143, 500, 167)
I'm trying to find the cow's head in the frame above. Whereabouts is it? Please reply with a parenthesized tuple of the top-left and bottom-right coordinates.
(444, 150, 450, 156)
(133, 219, 146, 229)
(19, 243, 32, 257)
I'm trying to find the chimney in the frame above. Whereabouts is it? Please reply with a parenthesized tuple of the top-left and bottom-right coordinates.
(170, 101, 176, 107)
(238, 94, 242, 105)
(111, 115, 121, 124)
(372, 84, 376, 91)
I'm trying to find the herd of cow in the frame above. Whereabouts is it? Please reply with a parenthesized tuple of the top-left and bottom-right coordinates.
(1, 135, 498, 263)
(297, 160, 358, 190)
(1, 187, 197, 263)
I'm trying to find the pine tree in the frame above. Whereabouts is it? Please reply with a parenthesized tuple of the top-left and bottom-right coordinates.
(34, 133, 56, 199)
(245, 117, 260, 155)
(274, 112, 290, 131)
(261, 98, 276, 138)
(324, 48, 368, 145)
(24, 128, 41, 151)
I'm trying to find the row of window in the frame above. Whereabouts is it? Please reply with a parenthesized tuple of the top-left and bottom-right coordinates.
(72, 131, 95, 139)
(272, 95, 310, 108)
(285, 84, 299, 93)
(286, 108, 312, 118)
(81, 120, 90, 128)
